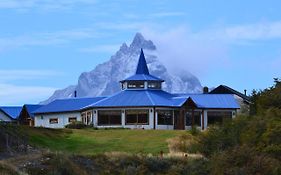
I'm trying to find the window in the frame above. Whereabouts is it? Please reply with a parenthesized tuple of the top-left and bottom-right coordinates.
(185, 111, 201, 126)
(127, 82, 144, 89)
(185, 112, 192, 126)
(98, 110, 122, 125)
(207, 111, 232, 125)
(49, 118, 58, 124)
(126, 110, 149, 125)
(68, 117, 77, 123)
(157, 110, 173, 125)
(148, 82, 161, 89)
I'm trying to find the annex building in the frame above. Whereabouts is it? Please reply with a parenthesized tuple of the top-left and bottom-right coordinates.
(33, 49, 240, 130)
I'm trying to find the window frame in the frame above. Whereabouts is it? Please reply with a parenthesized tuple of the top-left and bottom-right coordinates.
(157, 110, 173, 125)
(127, 81, 145, 89)
(147, 82, 161, 89)
(97, 110, 122, 126)
(49, 118, 58, 124)
(68, 117, 77, 123)
(125, 110, 149, 125)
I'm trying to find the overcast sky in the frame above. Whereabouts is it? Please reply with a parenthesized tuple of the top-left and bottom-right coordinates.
(0, 0, 281, 105)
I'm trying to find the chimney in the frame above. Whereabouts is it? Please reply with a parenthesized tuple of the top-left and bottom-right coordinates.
(244, 89, 247, 96)
(74, 90, 77, 98)
(203, 86, 209, 94)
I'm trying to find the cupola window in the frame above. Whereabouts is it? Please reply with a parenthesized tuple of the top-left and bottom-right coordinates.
(127, 81, 144, 89)
(148, 82, 161, 89)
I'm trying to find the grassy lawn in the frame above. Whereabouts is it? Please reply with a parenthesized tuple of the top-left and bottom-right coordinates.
(24, 127, 185, 155)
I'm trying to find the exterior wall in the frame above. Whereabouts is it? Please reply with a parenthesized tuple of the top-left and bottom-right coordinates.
(0, 111, 12, 122)
(234, 95, 249, 115)
(34, 112, 81, 128)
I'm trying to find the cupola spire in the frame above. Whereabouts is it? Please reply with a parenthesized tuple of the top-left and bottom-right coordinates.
(135, 49, 149, 75)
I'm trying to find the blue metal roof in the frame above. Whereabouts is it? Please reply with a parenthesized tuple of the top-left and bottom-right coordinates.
(33, 97, 106, 114)
(174, 94, 240, 109)
(136, 49, 149, 75)
(24, 104, 44, 118)
(0, 106, 22, 119)
(121, 74, 164, 82)
(85, 90, 239, 109)
(121, 49, 164, 82)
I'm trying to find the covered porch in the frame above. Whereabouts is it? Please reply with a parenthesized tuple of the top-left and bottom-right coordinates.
(173, 97, 237, 130)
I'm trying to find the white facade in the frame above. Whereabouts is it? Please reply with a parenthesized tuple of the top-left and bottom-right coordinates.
(34, 112, 81, 128)
(0, 111, 12, 122)
(34, 108, 237, 130)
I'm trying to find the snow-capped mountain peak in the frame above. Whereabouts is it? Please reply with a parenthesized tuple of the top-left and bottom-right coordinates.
(41, 33, 202, 104)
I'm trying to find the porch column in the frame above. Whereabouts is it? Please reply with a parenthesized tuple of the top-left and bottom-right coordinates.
(93, 110, 97, 127)
(204, 110, 208, 129)
(191, 108, 194, 128)
(201, 110, 204, 130)
(121, 110, 125, 127)
(201, 110, 208, 130)
(232, 110, 237, 119)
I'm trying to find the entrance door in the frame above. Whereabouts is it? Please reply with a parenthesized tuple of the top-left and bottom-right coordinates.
(174, 110, 185, 130)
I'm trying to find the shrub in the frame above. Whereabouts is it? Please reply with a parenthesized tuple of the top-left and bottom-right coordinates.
(210, 145, 281, 175)
(65, 121, 87, 129)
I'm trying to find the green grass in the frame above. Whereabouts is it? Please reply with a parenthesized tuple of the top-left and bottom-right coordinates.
(24, 127, 185, 155)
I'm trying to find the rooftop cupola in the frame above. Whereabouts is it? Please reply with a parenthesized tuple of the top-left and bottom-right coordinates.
(135, 49, 149, 75)
(120, 49, 164, 90)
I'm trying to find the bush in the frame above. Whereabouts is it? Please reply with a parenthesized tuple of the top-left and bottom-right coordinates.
(65, 121, 87, 129)
(210, 145, 281, 175)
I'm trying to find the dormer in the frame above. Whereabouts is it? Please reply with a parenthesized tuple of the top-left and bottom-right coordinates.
(120, 49, 164, 90)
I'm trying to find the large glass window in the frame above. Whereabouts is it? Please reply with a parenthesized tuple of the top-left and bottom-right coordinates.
(157, 110, 173, 125)
(125, 110, 149, 125)
(98, 110, 122, 125)
(185, 111, 201, 126)
(127, 82, 144, 89)
(148, 82, 161, 89)
(207, 111, 232, 125)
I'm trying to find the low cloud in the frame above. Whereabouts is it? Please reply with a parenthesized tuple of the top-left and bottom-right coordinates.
(0, 69, 63, 82)
(141, 20, 281, 77)
(223, 21, 281, 40)
(142, 27, 229, 77)
(0, 83, 57, 105)
(0, 69, 62, 105)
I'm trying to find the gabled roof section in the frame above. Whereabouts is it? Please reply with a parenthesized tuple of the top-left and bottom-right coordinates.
(33, 97, 106, 114)
(190, 94, 240, 109)
(136, 49, 149, 75)
(23, 104, 44, 118)
(0, 106, 22, 119)
(121, 49, 164, 82)
(209, 85, 251, 103)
